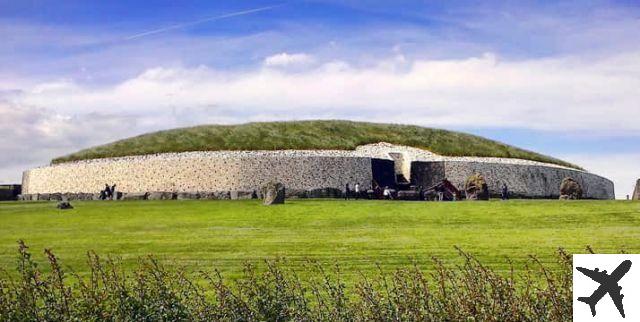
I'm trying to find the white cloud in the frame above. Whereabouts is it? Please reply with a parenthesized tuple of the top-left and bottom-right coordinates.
(15, 51, 640, 133)
(2, 51, 640, 185)
(263, 52, 315, 67)
(0, 99, 140, 183)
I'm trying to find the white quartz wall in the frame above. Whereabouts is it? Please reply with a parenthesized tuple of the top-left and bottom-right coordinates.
(21, 143, 614, 199)
(23, 152, 373, 194)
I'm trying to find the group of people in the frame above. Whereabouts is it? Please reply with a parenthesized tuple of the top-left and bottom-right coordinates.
(99, 183, 117, 200)
(344, 183, 363, 200)
(343, 181, 510, 201)
(344, 183, 403, 200)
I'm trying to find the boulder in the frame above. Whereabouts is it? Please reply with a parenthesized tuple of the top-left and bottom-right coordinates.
(122, 192, 149, 201)
(148, 192, 176, 200)
(464, 173, 489, 200)
(560, 177, 582, 200)
(176, 192, 199, 200)
(261, 182, 285, 205)
(633, 179, 640, 200)
(56, 201, 73, 210)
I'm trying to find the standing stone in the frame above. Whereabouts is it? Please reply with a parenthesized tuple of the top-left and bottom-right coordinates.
(632, 179, 640, 200)
(560, 177, 582, 200)
(261, 182, 285, 205)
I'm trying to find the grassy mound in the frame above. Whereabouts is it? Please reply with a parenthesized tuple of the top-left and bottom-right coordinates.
(52, 120, 578, 168)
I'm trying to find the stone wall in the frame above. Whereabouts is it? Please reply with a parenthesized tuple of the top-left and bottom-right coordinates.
(440, 161, 614, 199)
(410, 162, 445, 189)
(22, 152, 372, 195)
(21, 143, 615, 200)
(360, 143, 614, 200)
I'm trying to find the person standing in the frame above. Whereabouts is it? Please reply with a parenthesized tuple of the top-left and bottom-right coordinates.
(501, 183, 509, 200)
(345, 183, 350, 200)
(437, 185, 444, 201)
(111, 184, 117, 200)
(354, 183, 360, 200)
(104, 184, 111, 200)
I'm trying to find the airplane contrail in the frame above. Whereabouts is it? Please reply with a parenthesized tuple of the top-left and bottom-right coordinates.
(125, 4, 283, 40)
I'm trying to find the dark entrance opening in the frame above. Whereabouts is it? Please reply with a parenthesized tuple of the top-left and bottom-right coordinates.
(371, 158, 396, 189)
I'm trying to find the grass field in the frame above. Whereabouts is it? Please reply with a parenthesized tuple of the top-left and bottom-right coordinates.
(52, 120, 579, 168)
(0, 199, 638, 279)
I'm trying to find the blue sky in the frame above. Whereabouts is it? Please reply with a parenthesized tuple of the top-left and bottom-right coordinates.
(1, 0, 639, 197)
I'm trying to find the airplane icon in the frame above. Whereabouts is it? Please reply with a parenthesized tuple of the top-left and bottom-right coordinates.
(576, 260, 632, 318)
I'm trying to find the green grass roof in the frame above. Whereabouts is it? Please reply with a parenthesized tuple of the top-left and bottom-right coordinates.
(52, 120, 580, 169)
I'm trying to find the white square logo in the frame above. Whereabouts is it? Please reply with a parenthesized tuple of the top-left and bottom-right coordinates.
(573, 254, 640, 321)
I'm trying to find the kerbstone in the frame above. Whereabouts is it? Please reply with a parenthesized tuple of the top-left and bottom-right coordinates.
(122, 192, 148, 200)
(262, 182, 285, 205)
(148, 192, 176, 200)
(177, 192, 199, 200)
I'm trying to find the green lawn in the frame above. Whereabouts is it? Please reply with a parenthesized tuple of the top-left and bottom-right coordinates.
(0, 199, 638, 279)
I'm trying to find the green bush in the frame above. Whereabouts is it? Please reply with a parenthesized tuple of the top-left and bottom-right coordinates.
(0, 241, 572, 321)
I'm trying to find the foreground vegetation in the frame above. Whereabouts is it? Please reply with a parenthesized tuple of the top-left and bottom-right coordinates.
(0, 241, 572, 321)
(52, 120, 578, 168)
(0, 199, 638, 279)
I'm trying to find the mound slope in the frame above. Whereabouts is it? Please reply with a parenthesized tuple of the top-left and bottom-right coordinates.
(52, 120, 579, 169)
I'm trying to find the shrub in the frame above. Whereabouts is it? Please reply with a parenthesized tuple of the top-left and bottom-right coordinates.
(0, 241, 572, 321)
